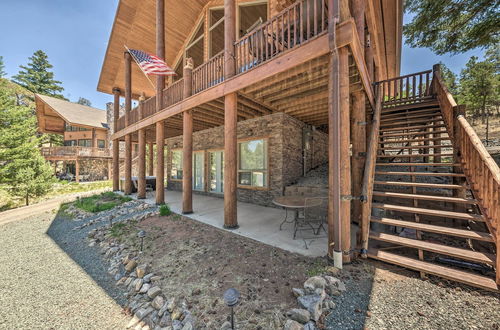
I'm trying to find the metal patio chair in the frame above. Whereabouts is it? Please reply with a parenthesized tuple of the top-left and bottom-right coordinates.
(293, 196, 328, 240)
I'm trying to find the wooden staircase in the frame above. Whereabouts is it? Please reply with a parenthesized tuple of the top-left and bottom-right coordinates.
(359, 67, 500, 291)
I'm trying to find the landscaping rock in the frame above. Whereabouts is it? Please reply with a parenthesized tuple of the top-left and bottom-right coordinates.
(135, 307, 154, 321)
(152, 296, 165, 310)
(171, 308, 182, 321)
(147, 286, 162, 299)
(286, 308, 310, 324)
(323, 276, 346, 295)
(292, 288, 304, 297)
(143, 273, 154, 283)
(283, 319, 303, 330)
(304, 276, 326, 295)
(134, 279, 144, 292)
(297, 294, 323, 322)
(140, 283, 152, 294)
(303, 321, 318, 330)
(172, 320, 183, 330)
(219, 321, 232, 330)
(136, 264, 149, 278)
(125, 260, 138, 272)
(159, 313, 172, 327)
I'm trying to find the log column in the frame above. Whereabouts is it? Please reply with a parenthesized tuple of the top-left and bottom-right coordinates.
(223, 0, 238, 229)
(351, 0, 366, 230)
(124, 52, 133, 195)
(138, 97, 147, 199)
(75, 159, 80, 183)
(148, 142, 154, 176)
(155, 0, 166, 204)
(112, 88, 121, 191)
(182, 59, 194, 214)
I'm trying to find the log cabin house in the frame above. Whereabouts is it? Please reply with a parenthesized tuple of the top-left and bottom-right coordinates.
(98, 0, 499, 290)
(35, 94, 114, 182)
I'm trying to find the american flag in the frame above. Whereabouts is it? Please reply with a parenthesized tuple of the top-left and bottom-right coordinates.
(128, 49, 176, 76)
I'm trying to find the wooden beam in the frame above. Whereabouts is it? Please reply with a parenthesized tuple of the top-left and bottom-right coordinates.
(155, 0, 166, 204)
(156, 121, 165, 204)
(148, 142, 154, 176)
(112, 88, 121, 191)
(75, 159, 80, 183)
(124, 52, 132, 195)
(138, 128, 146, 199)
(224, 92, 238, 229)
(183, 61, 194, 214)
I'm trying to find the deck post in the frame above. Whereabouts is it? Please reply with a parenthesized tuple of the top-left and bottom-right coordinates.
(182, 59, 194, 214)
(112, 88, 121, 191)
(148, 142, 154, 176)
(223, 0, 238, 229)
(124, 52, 133, 195)
(155, 0, 166, 204)
(138, 96, 146, 199)
(351, 0, 366, 234)
(75, 159, 80, 183)
(327, 0, 342, 266)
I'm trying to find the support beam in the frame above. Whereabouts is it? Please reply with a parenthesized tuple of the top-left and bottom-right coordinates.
(124, 52, 133, 195)
(327, 0, 342, 267)
(224, 0, 236, 78)
(138, 128, 146, 199)
(182, 59, 194, 214)
(155, 0, 166, 204)
(148, 142, 154, 176)
(75, 159, 80, 183)
(339, 47, 352, 263)
(112, 88, 121, 191)
(224, 93, 238, 228)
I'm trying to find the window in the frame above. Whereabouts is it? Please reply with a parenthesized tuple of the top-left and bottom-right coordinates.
(97, 140, 106, 148)
(193, 152, 205, 191)
(64, 140, 77, 146)
(171, 150, 183, 180)
(209, 151, 224, 193)
(78, 139, 92, 147)
(173, 19, 205, 80)
(238, 139, 267, 187)
(65, 123, 89, 132)
(209, 8, 225, 57)
(239, 2, 268, 38)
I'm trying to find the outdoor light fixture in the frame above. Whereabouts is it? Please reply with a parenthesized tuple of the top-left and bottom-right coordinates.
(223, 288, 240, 329)
(109, 215, 114, 227)
(137, 230, 146, 251)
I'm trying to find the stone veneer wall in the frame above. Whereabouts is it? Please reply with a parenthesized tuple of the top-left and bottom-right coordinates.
(164, 112, 328, 207)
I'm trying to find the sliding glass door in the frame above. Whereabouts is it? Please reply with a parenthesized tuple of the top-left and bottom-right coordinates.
(209, 151, 224, 193)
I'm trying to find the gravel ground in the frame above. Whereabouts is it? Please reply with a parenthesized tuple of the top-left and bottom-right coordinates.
(0, 207, 129, 329)
(326, 261, 500, 330)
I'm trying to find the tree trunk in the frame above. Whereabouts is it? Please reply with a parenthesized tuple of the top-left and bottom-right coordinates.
(25, 193, 29, 206)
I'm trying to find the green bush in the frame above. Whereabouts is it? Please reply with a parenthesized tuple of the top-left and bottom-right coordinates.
(74, 192, 131, 213)
(159, 204, 171, 216)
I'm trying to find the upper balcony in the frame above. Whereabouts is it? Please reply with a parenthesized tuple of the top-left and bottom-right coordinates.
(41, 146, 113, 159)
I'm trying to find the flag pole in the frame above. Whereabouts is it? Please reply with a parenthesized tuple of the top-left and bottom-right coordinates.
(124, 45, 157, 90)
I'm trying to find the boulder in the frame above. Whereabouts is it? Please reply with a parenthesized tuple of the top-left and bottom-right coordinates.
(152, 295, 165, 310)
(292, 288, 304, 297)
(303, 321, 318, 330)
(125, 260, 138, 272)
(140, 283, 152, 294)
(304, 276, 326, 295)
(147, 286, 162, 299)
(297, 294, 323, 322)
(136, 264, 149, 278)
(135, 307, 154, 321)
(286, 308, 310, 324)
(134, 279, 144, 292)
(283, 319, 303, 330)
(323, 276, 346, 295)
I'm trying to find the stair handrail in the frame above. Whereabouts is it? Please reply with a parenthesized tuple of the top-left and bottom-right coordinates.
(432, 63, 500, 286)
(359, 82, 383, 257)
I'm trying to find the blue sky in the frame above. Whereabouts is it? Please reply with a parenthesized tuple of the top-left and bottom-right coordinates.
(0, 1, 485, 110)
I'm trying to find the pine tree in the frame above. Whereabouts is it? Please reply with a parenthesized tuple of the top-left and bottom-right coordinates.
(438, 62, 458, 96)
(12, 50, 65, 99)
(77, 97, 92, 107)
(0, 56, 6, 78)
(0, 79, 55, 205)
(404, 0, 499, 55)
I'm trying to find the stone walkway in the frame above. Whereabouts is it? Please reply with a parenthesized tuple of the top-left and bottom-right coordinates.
(0, 201, 128, 329)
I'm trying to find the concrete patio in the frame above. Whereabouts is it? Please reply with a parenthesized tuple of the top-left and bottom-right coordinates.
(128, 190, 328, 257)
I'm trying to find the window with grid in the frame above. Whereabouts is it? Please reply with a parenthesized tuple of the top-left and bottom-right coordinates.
(238, 139, 267, 187)
(171, 150, 183, 180)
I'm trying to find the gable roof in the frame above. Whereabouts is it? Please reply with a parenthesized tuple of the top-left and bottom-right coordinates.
(35, 94, 108, 132)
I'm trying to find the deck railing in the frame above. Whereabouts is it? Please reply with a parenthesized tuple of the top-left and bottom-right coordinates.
(192, 51, 225, 94)
(163, 78, 184, 107)
(235, 0, 328, 75)
(41, 146, 112, 158)
(377, 70, 433, 108)
(432, 64, 500, 285)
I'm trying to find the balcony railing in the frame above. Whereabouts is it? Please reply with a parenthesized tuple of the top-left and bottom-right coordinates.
(41, 146, 112, 158)
(115, 0, 329, 132)
(377, 70, 433, 108)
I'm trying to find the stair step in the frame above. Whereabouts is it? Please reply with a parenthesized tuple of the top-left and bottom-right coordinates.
(378, 145, 452, 151)
(369, 232, 495, 265)
(381, 129, 448, 138)
(380, 137, 451, 145)
(376, 162, 459, 166)
(372, 191, 477, 204)
(382, 124, 447, 132)
(367, 249, 498, 291)
(370, 216, 492, 242)
(381, 100, 440, 113)
(375, 171, 465, 177)
(381, 108, 441, 120)
(374, 180, 465, 189)
(372, 203, 484, 222)
(381, 118, 444, 128)
(377, 153, 454, 158)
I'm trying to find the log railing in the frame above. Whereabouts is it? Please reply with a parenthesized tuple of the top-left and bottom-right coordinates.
(235, 0, 328, 74)
(377, 69, 433, 108)
(359, 83, 383, 256)
(41, 146, 112, 158)
(432, 64, 500, 285)
(192, 51, 224, 94)
(163, 78, 184, 107)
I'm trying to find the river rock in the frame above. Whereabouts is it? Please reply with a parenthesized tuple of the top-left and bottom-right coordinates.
(297, 294, 323, 321)
(283, 319, 303, 330)
(147, 286, 162, 299)
(125, 260, 138, 272)
(152, 295, 165, 310)
(136, 264, 149, 278)
(304, 276, 326, 295)
(286, 308, 310, 324)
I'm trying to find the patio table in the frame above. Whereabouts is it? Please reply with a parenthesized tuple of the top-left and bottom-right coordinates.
(273, 196, 322, 230)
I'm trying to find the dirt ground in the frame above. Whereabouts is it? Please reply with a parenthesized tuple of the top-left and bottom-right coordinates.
(117, 214, 329, 329)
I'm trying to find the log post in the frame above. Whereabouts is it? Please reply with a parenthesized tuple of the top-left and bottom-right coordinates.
(155, 0, 166, 204)
(223, 0, 238, 229)
(148, 142, 154, 176)
(327, 0, 342, 266)
(112, 88, 121, 191)
(75, 159, 80, 183)
(138, 95, 146, 199)
(453, 105, 467, 204)
(182, 59, 194, 214)
(124, 52, 133, 195)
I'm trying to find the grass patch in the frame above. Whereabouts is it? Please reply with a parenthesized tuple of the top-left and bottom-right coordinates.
(159, 204, 172, 216)
(74, 192, 132, 213)
(306, 261, 326, 277)
(109, 222, 128, 238)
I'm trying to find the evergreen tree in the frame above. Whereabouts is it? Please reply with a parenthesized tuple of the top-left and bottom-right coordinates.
(0, 79, 55, 205)
(12, 50, 65, 99)
(0, 56, 5, 78)
(404, 0, 499, 55)
(438, 62, 459, 96)
(77, 97, 92, 107)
